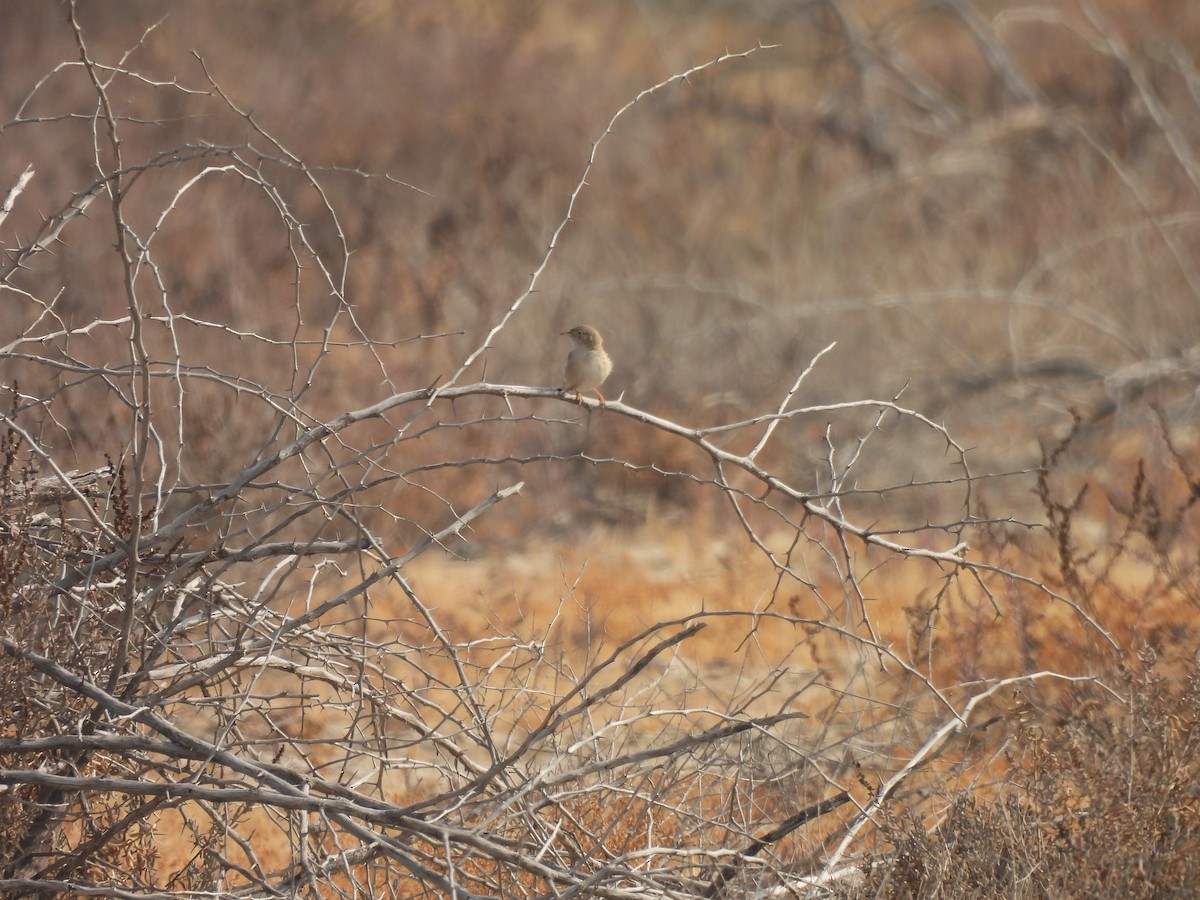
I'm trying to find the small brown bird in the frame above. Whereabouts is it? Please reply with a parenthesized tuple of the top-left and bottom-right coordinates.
(560, 324, 613, 406)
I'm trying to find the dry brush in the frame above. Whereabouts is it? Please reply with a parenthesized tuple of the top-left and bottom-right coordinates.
(2, 3, 1199, 898)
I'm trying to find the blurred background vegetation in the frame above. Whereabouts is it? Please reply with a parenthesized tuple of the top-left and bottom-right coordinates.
(5, 3, 1200, 894)
(6, 0, 1200, 539)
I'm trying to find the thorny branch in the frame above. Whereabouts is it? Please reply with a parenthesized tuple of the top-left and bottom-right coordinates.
(0, 7, 1166, 898)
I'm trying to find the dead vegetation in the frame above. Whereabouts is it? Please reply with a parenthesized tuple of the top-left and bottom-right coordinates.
(3, 1, 1200, 897)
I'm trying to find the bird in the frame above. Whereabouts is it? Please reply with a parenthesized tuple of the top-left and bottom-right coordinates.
(560, 324, 613, 406)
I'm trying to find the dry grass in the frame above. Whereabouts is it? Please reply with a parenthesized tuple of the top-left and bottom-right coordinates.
(4, 1, 1200, 896)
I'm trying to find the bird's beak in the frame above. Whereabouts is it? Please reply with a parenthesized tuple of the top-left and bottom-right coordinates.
(560, 330, 571, 336)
